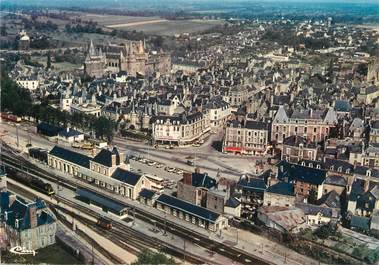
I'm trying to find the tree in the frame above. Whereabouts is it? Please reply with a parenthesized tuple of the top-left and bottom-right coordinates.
(307, 187, 318, 204)
(131, 249, 177, 265)
(46, 52, 52, 70)
(1, 24, 6, 36)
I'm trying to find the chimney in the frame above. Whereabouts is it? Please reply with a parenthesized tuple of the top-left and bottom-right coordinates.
(268, 175, 279, 187)
(183, 172, 192, 185)
(363, 179, 370, 193)
(111, 154, 116, 167)
(194, 167, 200, 174)
(29, 206, 37, 228)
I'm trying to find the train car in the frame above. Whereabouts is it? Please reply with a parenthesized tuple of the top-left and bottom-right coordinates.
(28, 148, 48, 163)
(1, 112, 21, 123)
(96, 217, 112, 230)
(6, 167, 55, 196)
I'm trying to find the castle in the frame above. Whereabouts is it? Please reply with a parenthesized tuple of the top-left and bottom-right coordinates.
(84, 40, 171, 78)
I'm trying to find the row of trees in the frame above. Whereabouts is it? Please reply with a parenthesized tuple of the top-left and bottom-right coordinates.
(1, 67, 116, 141)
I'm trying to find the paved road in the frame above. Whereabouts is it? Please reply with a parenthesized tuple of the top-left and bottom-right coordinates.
(1, 122, 265, 182)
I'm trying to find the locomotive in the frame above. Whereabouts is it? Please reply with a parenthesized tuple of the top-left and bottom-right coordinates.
(6, 167, 55, 196)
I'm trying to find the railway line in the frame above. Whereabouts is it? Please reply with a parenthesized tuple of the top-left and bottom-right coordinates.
(0, 146, 273, 265)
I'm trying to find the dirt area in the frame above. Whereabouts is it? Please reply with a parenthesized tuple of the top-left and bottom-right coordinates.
(113, 19, 225, 36)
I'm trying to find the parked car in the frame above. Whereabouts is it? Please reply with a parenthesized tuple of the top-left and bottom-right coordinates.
(165, 167, 175, 172)
(156, 163, 164, 168)
(148, 161, 157, 166)
(174, 169, 184, 174)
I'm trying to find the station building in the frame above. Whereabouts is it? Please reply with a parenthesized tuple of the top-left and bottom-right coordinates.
(48, 145, 151, 200)
(155, 194, 228, 231)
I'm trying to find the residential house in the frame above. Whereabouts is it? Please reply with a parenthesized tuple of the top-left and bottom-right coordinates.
(223, 119, 269, 156)
(0, 193, 56, 250)
(282, 135, 319, 163)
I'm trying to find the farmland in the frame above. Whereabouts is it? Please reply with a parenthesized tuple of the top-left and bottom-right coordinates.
(109, 19, 225, 36)
(75, 12, 225, 36)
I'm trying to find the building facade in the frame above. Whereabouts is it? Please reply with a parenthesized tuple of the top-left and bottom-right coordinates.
(152, 112, 210, 145)
(223, 120, 268, 156)
(1, 194, 56, 251)
(271, 106, 337, 145)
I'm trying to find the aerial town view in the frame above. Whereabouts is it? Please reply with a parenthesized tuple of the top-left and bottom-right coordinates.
(0, 0, 379, 264)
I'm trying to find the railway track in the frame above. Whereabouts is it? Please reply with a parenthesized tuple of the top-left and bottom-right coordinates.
(1, 147, 273, 265)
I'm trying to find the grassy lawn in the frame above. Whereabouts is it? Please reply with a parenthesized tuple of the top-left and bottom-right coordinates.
(2, 244, 83, 264)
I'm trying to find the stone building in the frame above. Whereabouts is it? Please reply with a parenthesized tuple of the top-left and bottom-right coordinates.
(282, 135, 319, 163)
(367, 60, 379, 85)
(151, 111, 210, 146)
(1, 193, 56, 250)
(271, 106, 337, 145)
(84, 40, 171, 78)
(223, 119, 269, 156)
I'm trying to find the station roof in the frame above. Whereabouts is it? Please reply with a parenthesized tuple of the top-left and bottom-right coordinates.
(156, 194, 220, 223)
(49, 145, 91, 169)
(111, 168, 142, 186)
(76, 188, 127, 213)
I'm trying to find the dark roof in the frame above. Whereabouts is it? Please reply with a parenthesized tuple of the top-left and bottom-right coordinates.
(191, 173, 217, 189)
(237, 177, 267, 192)
(266, 182, 294, 196)
(58, 128, 83, 138)
(334, 100, 351, 112)
(354, 166, 379, 179)
(283, 135, 317, 148)
(93, 147, 122, 167)
(37, 122, 62, 137)
(278, 161, 326, 185)
(0, 193, 54, 231)
(225, 197, 241, 208)
(49, 145, 91, 168)
(296, 203, 337, 219)
(318, 190, 341, 209)
(245, 120, 267, 130)
(156, 194, 220, 223)
(324, 175, 347, 187)
(139, 189, 156, 200)
(76, 188, 126, 213)
(350, 215, 370, 231)
(324, 158, 353, 174)
(111, 168, 142, 186)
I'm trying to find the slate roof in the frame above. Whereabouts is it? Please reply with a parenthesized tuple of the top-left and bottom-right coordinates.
(76, 188, 126, 213)
(225, 197, 241, 208)
(318, 190, 341, 209)
(191, 173, 217, 189)
(156, 194, 220, 223)
(278, 161, 326, 185)
(111, 168, 142, 186)
(354, 166, 379, 179)
(334, 100, 351, 112)
(58, 128, 83, 138)
(237, 177, 267, 192)
(245, 120, 267, 130)
(296, 203, 337, 219)
(37, 122, 62, 137)
(266, 182, 294, 196)
(324, 175, 347, 187)
(139, 189, 156, 200)
(324, 158, 354, 174)
(351, 215, 370, 231)
(283, 135, 317, 148)
(49, 145, 91, 168)
(93, 147, 121, 167)
(0, 192, 54, 231)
